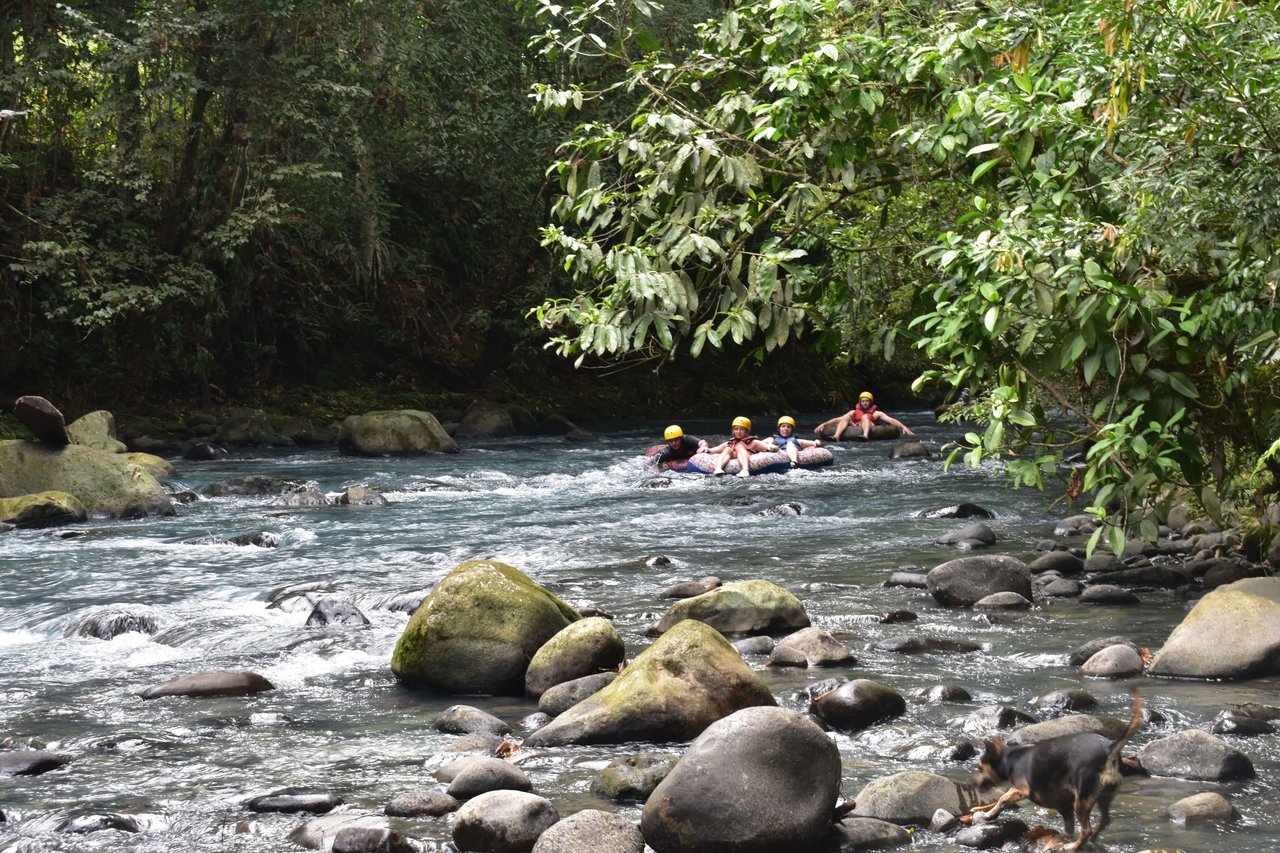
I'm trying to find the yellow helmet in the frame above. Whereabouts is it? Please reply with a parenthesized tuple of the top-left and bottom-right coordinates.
(777, 416, 796, 427)
(663, 425, 684, 440)
(732, 416, 752, 430)
(858, 391, 874, 401)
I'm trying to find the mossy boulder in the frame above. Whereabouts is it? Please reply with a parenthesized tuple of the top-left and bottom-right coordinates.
(656, 580, 809, 635)
(391, 560, 580, 694)
(125, 452, 175, 479)
(0, 491, 87, 528)
(525, 617, 626, 698)
(338, 409, 460, 456)
(524, 620, 776, 746)
(66, 410, 127, 453)
(1148, 577, 1280, 679)
(0, 440, 174, 519)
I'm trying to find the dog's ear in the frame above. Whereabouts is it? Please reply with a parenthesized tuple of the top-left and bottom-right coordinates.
(980, 737, 1004, 757)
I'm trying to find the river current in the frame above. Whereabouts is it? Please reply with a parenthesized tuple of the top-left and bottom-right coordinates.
(1, 413, 1277, 852)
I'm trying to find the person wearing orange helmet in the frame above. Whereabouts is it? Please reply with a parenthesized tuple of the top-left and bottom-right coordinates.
(704, 416, 772, 477)
(765, 415, 822, 467)
(814, 391, 915, 441)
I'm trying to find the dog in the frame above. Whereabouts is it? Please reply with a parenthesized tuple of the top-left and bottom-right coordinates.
(970, 692, 1143, 851)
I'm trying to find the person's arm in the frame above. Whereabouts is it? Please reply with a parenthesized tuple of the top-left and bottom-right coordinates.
(705, 440, 728, 453)
(797, 438, 820, 449)
(875, 412, 915, 435)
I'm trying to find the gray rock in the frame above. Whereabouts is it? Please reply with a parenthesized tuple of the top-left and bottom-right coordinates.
(810, 679, 906, 731)
(954, 819, 1028, 848)
(591, 754, 677, 801)
(851, 770, 968, 826)
(827, 817, 913, 851)
(452, 790, 559, 853)
(1031, 690, 1098, 713)
(537, 672, 617, 717)
(0, 749, 68, 777)
(1148, 577, 1280, 679)
(973, 591, 1031, 610)
(1100, 565, 1192, 589)
(641, 706, 841, 853)
(447, 757, 532, 799)
(531, 809, 643, 853)
(1068, 636, 1139, 667)
(1006, 714, 1133, 746)
(656, 579, 809, 635)
(443, 732, 505, 754)
(337, 486, 389, 506)
(457, 403, 517, 438)
(269, 489, 331, 507)
(139, 670, 273, 700)
(921, 503, 994, 519)
(965, 705, 1037, 731)
(247, 794, 342, 814)
(871, 635, 980, 655)
(385, 790, 459, 817)
(1027, 550, 1085, 575)
(919, 684, 971, 703)
(525, 617, 625, 698)
(203, 475, 304, 496)
(1040, 578, 1082, 597)
(889, 441, 931, 459)
(1081, 644, 1145, 678)
(67, 410, 127, 453)
(1166, 792, 1237, 824)
(331, 825, 418, 852)
(435, 705, 512, 736)
(1138, 729, 1255, 781)
(884, 572, 928, 588)
(926, 555, 1031, 607)
(305, 599, 370, 628)
(732, 635, 775, 656)
(65, 605, 160, 639)
(1053, 514, 1097, 536)
(1210, 712, 1274, 736)
(936, 522, 996, 546)
(290, 814, 391, 850)
(773, 627, 855, 667)
(338, 409, 459, 456)
(1080, 584, 1140, 605)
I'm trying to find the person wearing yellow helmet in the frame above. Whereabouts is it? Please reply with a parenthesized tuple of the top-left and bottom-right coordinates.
(653, 424, 708, 465)
(705, 416, 772, 477)
(765, 415, 822, 467)
(814, 391, 915, 441)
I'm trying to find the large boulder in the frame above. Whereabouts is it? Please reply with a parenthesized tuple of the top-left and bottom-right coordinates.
(851, 771, 968, 826)
(1138, 729, 1255, 781)
(809, 679, 906, 731)
(1148, 577, 1280, 679)
(0, 440, 174, 519)
(391, 560, 579, 694)
(524, 620, 776, 746)
(12, 395, 70, 445)
(532, 810, 643, 853)
(215, 408, 293, 447)
(525, 617, 626, 698)
(139, 670, 274, 700)
(0, 491, 86, 528)
(452, 790, 559, 853)
(1005, 714, 1133, 746)
(338, 409, 460, 456)
(457, 403, 517, 438)
(539, 672, 617, 717)
(66, 410, 127, 453)
(641, 706, 841, 853)
(656, 580, 809, 635)
(925, 555, 1032, 607)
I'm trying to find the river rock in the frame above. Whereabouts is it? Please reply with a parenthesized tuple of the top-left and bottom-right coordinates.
(1080, 583, 1140, 605)
(660, 577, 721, 598)
(772, 627, 855, 667)
(305, 599, 371, 627)
(443, 732, 504, 754)
(1006, 713, 1134, 746)
(926, 555, 1031, 607)
(247, 793, 343, 814)
(338, 486, 388, 506)
(1166, 792, 1237, 824)
(1137, 729, 1254, 781)
(139, 670, 275, 700)
(953, 819, 1029, 849)
(457, 402, 516, 438)
(203, 475, 305, 496)
(920, 684, 971, 703)
(447, 757, 532, 799)
(655, 579, 809, 635)
(525, 617, 625, 698)
(641, 706, 841, 853)
(973, 591, 1031, 610)
(0, 440, 174, 518)
(1069, 635, 1140, 666)
(1080, 644, 1144, 678)
(1148, 577, 1280, 679)
(385, 790, 459, 816)
(1027, 551, 1085, 576)
(331, 825, 418, 852)
(966, 705, 1037, 731)
(270, 489, 331, 507)
(1100, 565, 1192, 589)
(1211, 711, 1274, 736)
(452, 790, 559, 853)
(184, 442, 230, 461)
(290, 813, 391, 850)
(531, 809, 643, 853)
(436, 705, 512, 736)
(1031, 690, 1098, 713)
(936, 522, 996, 547)
(67, 410, 127, 453)
(125, 452, 174, 479)
(0, 749, 68, 777)
(885, 571, 928, 588)
(390, 559, 579, 694)
(889, 441, 931, 459)
(1040, 578, 1082, 597)
(0, 490, 87, 527)
(524, 619, 775, 746)
(921, 503, 994, 519)
(538, 672, 617, 717)
(732, 635, 775, 655)
(810, 679, 906, 731)
(827, 817, 913, 851)
(871, 635, 980, 655)
(338, 409, 459, 455)
(1202, 561, 1266, 591)
(65, 605, 160, 639)
(13, 395, 71, 445)
(851, 770, 968, 825)
(592, 754, 677, 801)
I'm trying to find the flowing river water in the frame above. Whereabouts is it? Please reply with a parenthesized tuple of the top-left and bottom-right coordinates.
(2, 413, 1277, 852)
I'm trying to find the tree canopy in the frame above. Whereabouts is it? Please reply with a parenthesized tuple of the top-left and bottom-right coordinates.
(527, 0, 1280, 542)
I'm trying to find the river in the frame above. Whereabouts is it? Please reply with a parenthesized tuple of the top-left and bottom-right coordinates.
(1, 413, 1276, 852)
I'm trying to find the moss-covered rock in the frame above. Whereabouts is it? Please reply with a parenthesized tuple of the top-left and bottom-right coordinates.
(338, 409, 460, 456)
(1148, 577, 1280, 679)
(0, 441, 173, 519)
(524, 619, 776, 746)
(67, 410, 127, 453)
(656, 579, 809, 635)
(391, 560, 579, 694)
(525, 617, 626, 698)
(0, 491, 87, 528)
(125, 452, 175, 479)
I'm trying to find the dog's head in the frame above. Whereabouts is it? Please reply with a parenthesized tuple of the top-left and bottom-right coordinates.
(971, 737, 1009, 791)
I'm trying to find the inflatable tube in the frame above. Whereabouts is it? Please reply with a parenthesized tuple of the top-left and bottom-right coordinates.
(815, 423, 901, 441)
(646, 445, 834, 475)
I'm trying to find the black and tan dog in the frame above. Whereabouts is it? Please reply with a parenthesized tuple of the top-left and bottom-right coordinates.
(971, 693, 1143, 851)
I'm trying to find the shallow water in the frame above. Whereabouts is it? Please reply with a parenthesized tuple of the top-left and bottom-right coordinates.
(1, 413, 1276, 852)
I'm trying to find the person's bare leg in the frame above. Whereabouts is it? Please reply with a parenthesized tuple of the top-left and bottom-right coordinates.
(860, 414, 872, 439)
(832, 415, 853, 442)
(735, 445, 751, 477)
(712, 449, 731, 475)
(787, 444, 799, 466)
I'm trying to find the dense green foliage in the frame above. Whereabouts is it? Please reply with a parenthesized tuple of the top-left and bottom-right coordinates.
(2, 0, 558, 397)
(528, 0, 1280, 541)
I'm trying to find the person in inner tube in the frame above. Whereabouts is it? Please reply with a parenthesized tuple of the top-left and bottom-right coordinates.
(654, 425, 707, 465)
(764, 415, 823, 467)
(705, 416, 772, 478)
(814, 391, 915, 441)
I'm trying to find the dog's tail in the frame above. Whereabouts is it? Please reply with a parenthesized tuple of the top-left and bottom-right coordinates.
(1107, 691, 1143, 764)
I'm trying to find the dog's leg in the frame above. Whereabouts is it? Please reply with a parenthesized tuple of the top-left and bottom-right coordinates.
(1063, 796, 1095, 852)
(978, 786, 1027, 820)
